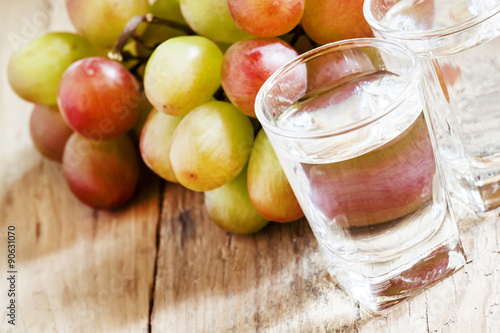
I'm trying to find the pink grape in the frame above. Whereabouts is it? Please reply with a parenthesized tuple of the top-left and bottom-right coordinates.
(302, 0, 373, 45)
(228, 0, 305, 37)
(29, 104, 73, 162)
(306, 48, 374, 93)
(221, 38, 300, 117)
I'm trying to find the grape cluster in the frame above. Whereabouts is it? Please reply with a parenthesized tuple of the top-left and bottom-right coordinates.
(7, 0, 373, 234)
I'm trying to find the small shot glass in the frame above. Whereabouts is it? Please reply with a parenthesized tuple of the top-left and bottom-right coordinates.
(254, 38, 466, 312)
(364, 0, 500, 212)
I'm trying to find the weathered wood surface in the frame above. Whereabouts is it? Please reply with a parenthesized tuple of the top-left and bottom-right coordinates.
(0, 2, 160, 332)
(151, 186, 500, 332)
(1, 1, 500, 332)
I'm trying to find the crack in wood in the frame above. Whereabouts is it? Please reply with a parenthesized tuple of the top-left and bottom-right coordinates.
(451, 275, 459, 312)
(147, 180, 166, 333)
(425, 293, 430, 333)
(36, 220, 41, 240)
(91, 211, 99, 239)
(355, 301, 362, 322)
(178, 209, 195, 249)
(495, 222, 499, 250)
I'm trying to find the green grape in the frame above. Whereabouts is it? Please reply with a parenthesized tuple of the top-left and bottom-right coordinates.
(140, 109, 183, 183)
(151, 0, 185, 21)
(7, 32, 95, 105)
(144, 36, 223, 116)
(66, 0, 150, 49)
(205, 166, 269, 235)
(131, 94, 154, 141)
(180, 0, 253, 43)
(169, 101, 254, 192)
(247, 130, 303, 222)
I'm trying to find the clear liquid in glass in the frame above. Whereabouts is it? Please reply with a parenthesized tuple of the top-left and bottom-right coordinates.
(380, 0, 500, 211)
(271, 70, 465, 311)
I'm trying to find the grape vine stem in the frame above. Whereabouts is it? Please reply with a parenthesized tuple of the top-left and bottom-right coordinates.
(108, 13, 194, 62)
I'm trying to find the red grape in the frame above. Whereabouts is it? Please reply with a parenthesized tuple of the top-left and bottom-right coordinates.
(306, 48, 374, 93)
(29, 105, 73, 162)
(62, 133, 139, 210)
(58, 57, 141, 140)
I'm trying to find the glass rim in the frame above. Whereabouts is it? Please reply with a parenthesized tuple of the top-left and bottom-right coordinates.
(363, 0, 500, 41)
(254, 37, 422, 139)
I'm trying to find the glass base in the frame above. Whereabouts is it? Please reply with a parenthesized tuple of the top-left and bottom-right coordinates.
(444, 170, 500, 213)
(321, 216, 466, 313)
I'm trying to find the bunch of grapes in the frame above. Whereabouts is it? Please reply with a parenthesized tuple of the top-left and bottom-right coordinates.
(7, 0, 372, 234)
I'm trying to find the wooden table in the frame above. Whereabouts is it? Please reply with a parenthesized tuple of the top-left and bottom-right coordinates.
(1, 1, 500, 332)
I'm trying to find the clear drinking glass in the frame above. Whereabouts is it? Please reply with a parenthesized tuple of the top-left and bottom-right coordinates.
(254, 38, 466, 312)
(364, 0, 500, 212)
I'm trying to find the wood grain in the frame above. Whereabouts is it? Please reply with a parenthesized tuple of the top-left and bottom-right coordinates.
(0, 1, 160, 332)
(2, 1, 500, 333)
(0, 161, 160, 333)
(150, 184, 359, 332)
(150, 188, 500, 333)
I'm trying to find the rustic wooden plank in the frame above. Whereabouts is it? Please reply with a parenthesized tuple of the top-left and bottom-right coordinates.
(0, 1, 160, 332)
(3, 1, 500, 332)
(151, 184, 360, 332)
(151, 187, 500, 333)
(357, 199, 500, 333)
(0, 161, 160, 333)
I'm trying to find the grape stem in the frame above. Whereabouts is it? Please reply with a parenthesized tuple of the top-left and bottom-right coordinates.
(285, 25, 319, 50)
(108, 13, 194, 62)
(131, 32, 155, 51)
(288, 25, 303, 47)
(214, 86, 229, 102)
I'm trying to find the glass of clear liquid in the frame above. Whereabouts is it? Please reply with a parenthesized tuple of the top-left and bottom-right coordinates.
(254, 38, 466, 312)
(364, 0, 500, 212)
